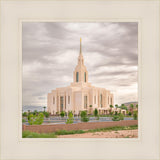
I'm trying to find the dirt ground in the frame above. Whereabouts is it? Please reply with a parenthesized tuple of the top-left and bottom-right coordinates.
(58, 129, 138, 138)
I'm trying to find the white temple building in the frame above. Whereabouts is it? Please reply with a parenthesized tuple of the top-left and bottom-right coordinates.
(47, 38, 114, 115)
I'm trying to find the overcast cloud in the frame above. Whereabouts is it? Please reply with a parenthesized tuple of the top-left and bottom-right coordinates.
(22, 22, 138, 107)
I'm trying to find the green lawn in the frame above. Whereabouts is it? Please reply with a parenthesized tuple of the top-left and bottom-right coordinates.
(22, 125, 138, 138)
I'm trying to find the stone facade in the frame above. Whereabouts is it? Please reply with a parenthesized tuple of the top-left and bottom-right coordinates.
(47, 38, 114, 115)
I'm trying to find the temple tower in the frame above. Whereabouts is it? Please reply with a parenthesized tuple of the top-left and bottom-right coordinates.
(73, 38, 88, 84)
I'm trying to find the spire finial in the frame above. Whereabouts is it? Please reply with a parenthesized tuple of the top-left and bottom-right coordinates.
(80, 37, 82, 54)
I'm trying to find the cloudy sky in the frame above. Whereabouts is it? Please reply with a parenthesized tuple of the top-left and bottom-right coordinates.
(22, 22, 138, 107)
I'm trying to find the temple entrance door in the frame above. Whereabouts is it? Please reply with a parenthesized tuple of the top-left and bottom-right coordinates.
(60, 96, 64, 112)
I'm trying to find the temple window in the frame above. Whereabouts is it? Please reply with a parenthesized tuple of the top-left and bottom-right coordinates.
(76, 72, 79, 82)
(108, 96, 109, 104)
(84, 72, 86, 82)
(94, 96, 96, 104)
(68, 96, 70, 104)
(100, 94, 103, 108)
(60, 96, 64, 111)
(84, 96, 87, 109)
(53, 97, 55, 104)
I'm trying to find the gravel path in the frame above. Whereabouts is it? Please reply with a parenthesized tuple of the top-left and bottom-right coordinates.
(58, 129, 138, 138)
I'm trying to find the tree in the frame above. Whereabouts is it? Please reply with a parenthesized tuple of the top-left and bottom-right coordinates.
(110, 105, 114, 114)
(28, 113, 44, 125)
(115, 104, 118, 109)
(119, 113, 124, 120)
(133, 111, 138, 120)
(43, 106, 46, 112)
(112, 115, 120, 121)
(89, 105, 93, 114)
(22, 112, 27, 117)
(80, 111, 89, 122)
(33, 110, 38, 115)
(44, 112, 50, 118)
(94, 108, 98, 117)
(60, 111, 65, 118)
(136, 104, 138, 110)
(130, 104, 134, 114)
(66, 111, 74, 124)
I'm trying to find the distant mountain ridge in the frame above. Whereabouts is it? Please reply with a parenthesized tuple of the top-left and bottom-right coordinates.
(123, 101, 138, 108)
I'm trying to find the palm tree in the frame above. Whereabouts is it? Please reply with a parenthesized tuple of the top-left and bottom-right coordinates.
(43, 106, 46, 112)
(130, 104, 134, 114)
(110, 105, 114, 113)
(121, 104, 125, 109)
(115, 104, 118, 109)
(89, 105, 92, 115)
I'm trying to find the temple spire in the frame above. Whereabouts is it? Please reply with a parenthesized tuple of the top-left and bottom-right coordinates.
(80, 37, 82, 55)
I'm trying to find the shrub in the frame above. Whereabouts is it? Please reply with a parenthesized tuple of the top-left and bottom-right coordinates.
(110, 111, 114, 115)
(80, 111, 89, 122)
(60, 111, 65, 118)
(22, 112, 27, 117)
(119, 113, 124, 120)
(115, 111, 118, 115)
(22, 131, 57, 138)
(44, 112, 50, 118)
(112, 115, 120, 121)
(33, 110, 38, 115)
(128, 112, 132, 116)
(133, 111, 138, 120)
(56, 112, 59, 116)
(94, 108, 98, 117)
(22, 119, 26, 123)
(66, 111, 74, 124)
(28, 113, 44, 125)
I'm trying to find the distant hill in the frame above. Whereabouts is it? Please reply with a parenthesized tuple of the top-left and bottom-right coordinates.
(22, 106, 47, 113)
(123, 101, 138, 109)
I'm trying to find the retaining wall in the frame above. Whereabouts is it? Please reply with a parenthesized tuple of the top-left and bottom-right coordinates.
(23, 120, 138, 133)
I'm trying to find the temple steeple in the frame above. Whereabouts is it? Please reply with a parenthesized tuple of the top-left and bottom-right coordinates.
(80, 37, 82, 54)
(78, 38, 84, 65)
(73, 38, 88, 84)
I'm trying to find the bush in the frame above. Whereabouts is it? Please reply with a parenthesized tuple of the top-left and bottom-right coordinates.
(22, 119, 26, 123)
(115, 111, 118, 115)
(60, 111, 65, 118)
(22, 131, 57, 138)
(66, 111, 74, 124)
(110, 111, 114, 115)
(94, 108, 98, 117)
(128, 112, 132, 116)
(44, 112, 50, 118)
(112, 115, 120, 121)
(33, 110, 38, 115)
(133, 111, 138, 120)
(28, 113, 44, 125)
(119, 113, 124, 120)
(80, 111, 89, 122)
(22, 112, 27, 117)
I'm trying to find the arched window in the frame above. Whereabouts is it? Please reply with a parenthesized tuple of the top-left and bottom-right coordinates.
(100, 94, 103, 108)
(53, 97, 55, 104)
(84, 72, 86, 82)
(84, 96, 87, 109)
(76, 72, 79, 82)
